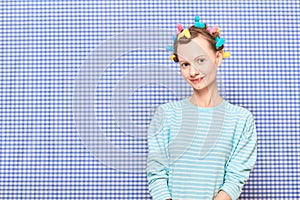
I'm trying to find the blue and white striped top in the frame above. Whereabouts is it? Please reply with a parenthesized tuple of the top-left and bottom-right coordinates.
(146, 97, 257, 200)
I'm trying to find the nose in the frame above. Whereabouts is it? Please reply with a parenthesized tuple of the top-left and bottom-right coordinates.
(189, 64, 200, 76)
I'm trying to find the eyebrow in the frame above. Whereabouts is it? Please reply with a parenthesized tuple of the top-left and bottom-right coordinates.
(178, 55, 206, 63)
(179, 60, 187, 63)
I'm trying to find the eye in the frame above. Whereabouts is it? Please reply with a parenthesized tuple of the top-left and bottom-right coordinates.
(180, 63, 189, 68)
(197, 58, 205, 64)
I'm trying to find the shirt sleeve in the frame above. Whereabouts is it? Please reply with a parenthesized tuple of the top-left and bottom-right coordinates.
(146, 105, 172, 200)
(219, 112, 258, 200)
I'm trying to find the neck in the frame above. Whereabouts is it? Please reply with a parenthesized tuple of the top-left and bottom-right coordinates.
(190, 83, 223, 108)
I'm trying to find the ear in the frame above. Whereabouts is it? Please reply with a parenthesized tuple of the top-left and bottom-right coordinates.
(215, 51, 223, 67)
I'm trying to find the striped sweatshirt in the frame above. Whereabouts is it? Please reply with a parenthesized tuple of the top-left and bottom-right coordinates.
(146, 97, 257, 200)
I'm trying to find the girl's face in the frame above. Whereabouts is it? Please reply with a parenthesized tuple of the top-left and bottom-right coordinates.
(177, 36, 222, 91)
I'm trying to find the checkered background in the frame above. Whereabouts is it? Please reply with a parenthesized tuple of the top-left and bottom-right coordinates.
(1, 1, 299, 199)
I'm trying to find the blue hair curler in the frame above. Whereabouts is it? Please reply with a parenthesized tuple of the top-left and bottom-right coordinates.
(215, 37, 225, 49)
(166, 46, 174, 52)
(173, 34, 177, 42)
(194, 16, 205, 28)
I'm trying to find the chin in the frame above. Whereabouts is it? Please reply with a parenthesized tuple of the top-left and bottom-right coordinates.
(190, 84, 205, 91)
(193, 86, 206, 91)
(190, 82, 209, 91)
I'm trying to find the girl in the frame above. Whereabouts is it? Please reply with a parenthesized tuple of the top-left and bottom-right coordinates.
(146, 16, 257, 200)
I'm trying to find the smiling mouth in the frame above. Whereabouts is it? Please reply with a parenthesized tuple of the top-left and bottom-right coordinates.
(190, 77, 204, 82)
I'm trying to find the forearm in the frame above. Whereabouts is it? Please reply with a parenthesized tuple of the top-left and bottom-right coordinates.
(147, 142, 171, 199)
(147, 105, 172, 199)
(214, 190, 231, 200)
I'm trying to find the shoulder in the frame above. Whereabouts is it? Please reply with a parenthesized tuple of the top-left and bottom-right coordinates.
(224, 100, 255, 121)
(153, 99, 184, 114)
(149, 99, 185, 124)
(148, 100, 183, 131)
(224, 100, 257, 139)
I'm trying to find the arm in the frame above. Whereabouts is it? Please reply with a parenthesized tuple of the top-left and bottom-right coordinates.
(146, 105, 172, 200)
(218, 112, 258, 200)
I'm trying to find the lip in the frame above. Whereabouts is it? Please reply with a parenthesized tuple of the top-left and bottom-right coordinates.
(190, 77, 204, 82)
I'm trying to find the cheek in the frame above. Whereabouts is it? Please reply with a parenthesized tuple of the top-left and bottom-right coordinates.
(180, 68, 186, 76)
(202, 61, 217, 73)
(180, 68, 190, 78)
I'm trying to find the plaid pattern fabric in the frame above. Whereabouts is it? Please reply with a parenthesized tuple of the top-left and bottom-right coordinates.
(0, 1, 299, 199)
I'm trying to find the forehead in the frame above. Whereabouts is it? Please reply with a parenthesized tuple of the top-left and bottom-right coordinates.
(177, 37, 213, 61)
